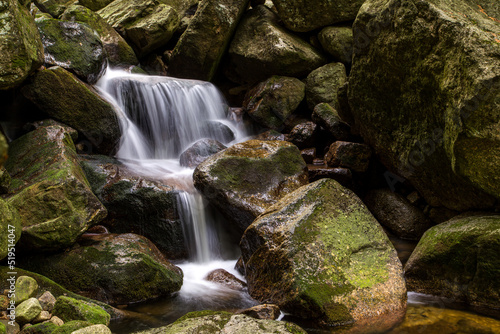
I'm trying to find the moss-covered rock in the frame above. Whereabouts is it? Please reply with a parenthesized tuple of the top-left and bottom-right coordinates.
(271, 0, 365, 32)
(61, 5, 138, 67)
(52, 296, 110, 325)
(348, 0, 500, 211)
(0, 198, 21, 261)
(194, 140, 309, 235)
(5, 124, 107, 251)
(18, 321, 58, 334)
(305, 62, 347, 110)
(0, 0, 44, 90)
(240, 179, 407, 326)
(35, 0, 76, 18)
(0, 322, 5, 334)
(0, 133, 7, 167)
(14, 276, 38, 304)
(22, 67, 120, 155)
(168, 0, 249, 81)
(71, 324, 112, 334)
(405, 213, 500, 314)
(52, 320, 93, 334)
(243, 76, 305, 130)
(311, 103, 351, 141)
(318, 25, 354, 64)
(77, 0, 113, 11)
(179, 139, 226, 169)
(19, 233, 183, 305)
(324, 141, 372, 172)
(16, 298, 42, 324)
(225, 5, 327, 85)
(0, 167, 11, 194)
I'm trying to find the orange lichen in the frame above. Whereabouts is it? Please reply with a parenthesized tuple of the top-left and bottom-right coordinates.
(478, 5, 500, 23)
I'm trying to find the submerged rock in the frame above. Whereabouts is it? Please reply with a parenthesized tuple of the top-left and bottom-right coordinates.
(193, 140, 309, 235)
(179, 139, 227, 168)
(240, 179, 407, 326)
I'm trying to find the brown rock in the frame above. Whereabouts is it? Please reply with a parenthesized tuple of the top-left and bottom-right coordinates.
(325, 141, 372, 172)
(237, 304, 280, 320)
(205, 269, 247, 291)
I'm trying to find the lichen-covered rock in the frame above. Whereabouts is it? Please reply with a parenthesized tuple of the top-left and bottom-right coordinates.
(179, 139, 226, 168)
(325, 141, 372, 172)
(243, 76, 305, 130)
(19, 233, 183, 305)
(226, 5, 327, 85)
(61, 5, 138, 67)
(194, 140, 309, 235)
(168, 0, 250, 81)
(71, 324, 112, 334)
(22, 67, 120, 155)
(0, 0, 44, 90)
(405, 214, 500, 313)
(35, 0, 77, 17)
(19, 321, 58, 334)
(32, 310, 51, 323)
(16, 298, 42, 324)
(348, 0, 500, 211)
(14, 276, 38, 304)
(98, 0, 180, 57)
(0, 198, 21, 261)
(312, 103, 351, 141)
(52, 296, 110, 325)
(5, 124, 107, 251)
(318, 25, 354, 64)
(305, 62, 347, 110)
(79, 154, 186, 259)
(240, 179, 407, 326)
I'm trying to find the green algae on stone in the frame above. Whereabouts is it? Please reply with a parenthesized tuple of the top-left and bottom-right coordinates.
(0, 133, 7, 167)
(240, 178, 407, 326)
(0, 198, 21, 261)
(52, 296, 110, 325)
(14, 276, 38, 304)
(15, 298, 42, 323)
(19, 322, 58, 334)
(52, 320, 93, 334)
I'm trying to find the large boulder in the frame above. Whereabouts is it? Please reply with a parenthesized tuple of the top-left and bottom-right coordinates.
(0, 198, 21, 261)
(305, 62, 347, 110)
(193, 140, 309, 235)
(5, 124, 107, 251)
(405, 213, 500, 314)
(225, 5, 327, 85)
(18, 233, 183, 305)
(240, 179, 407, 327)
(79, 155, 186, 259)
(242, 76, 305, 130)
(22, 67, 120, 155)
(0, 0, 44, 90)
(348, 0, 500, 211)
(168, 0, 250, 81)
(318, 25, 354, 64)
(61, 5, 138, 67)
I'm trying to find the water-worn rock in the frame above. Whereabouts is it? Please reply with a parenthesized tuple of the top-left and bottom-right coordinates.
(35, 0, 77, 17)
(38, 291, 56, 312)
(271, 0, 365, 32)
(18, 321, 58, 334)
(194, 140, 309, 235)
(348, 0, 500, 211)
(14, 276, 38, 304)
(205, 269, 246, 291)
(237, 304, 280, 320)
(240, 179, 407, 326)
(318, 26, 354, 64)
(305, 62, 347, 110)
(325, 141, 372, 172)
(226, 5, 327, 85)
(77, 0, 113, 11)
(61, 5, 138, 67)
(52, 320, 93, 333)
(243, 76, 305, 130)
(22, 67, 120, 155)
(287, 122, 319, 149)
(19, 233, 183, 305)
(169, 0, 250, 81)
(312, 103, 351, 141)
(0, 167, 11, 194)
(52, 296, 110, 325)
(179, 139, 226, 168)
(71, 324, 112, 334)
(405, 213, 500, 314)
(364, 189, 433, 240)
(79, 155, 185, 259)
(0, 0, 44, 90)
(32, 310, 50, 323)
(0, 198, 21, 261)
(98, 0, 180, 57)
(307, 166, 353, 186)
(132, 311, 307, 334)
(16, 298, 42, 324)
(5, 124, 107, 251)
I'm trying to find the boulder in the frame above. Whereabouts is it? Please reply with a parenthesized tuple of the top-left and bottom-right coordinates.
(32, 310, 51, 323)
(5, 124, 107, 251)
(226, 5, 327, 85)
(79, 155, 186, 259)
(16, 298, 42, 324)
(243, 76, 305, 130)
(300, 148, 316, 164)
(240, 179, 407, 326)
(0, 133, 7, 167)
(305, 62, 347, 110)
(36, 18, 106, 84)
(193, 140, 309, 235)
(0, 167, 11, 194)
(0, 198, 21, 261)
(14, 276, 38, 304)
(364, 189, 433, 240)
(168, 0, 250, 81)
(77, 0, 114, 11)
(71, 324, 112, 334)
(97, 0, 180, 57)
(22, 67, 120, 155)
(18, 233, 183, 305)
(348, 0, 500, 211)
(179, 139, 226, 168)
(35, 0, 77, 17)
(61, 5, 138, 67)
(237, 304, 280, 320)
(405, 213, 500, 314)
(312, 103, 351, 141)
(0, 0, 44, 90)
(325, 141, 372, 172)
(318, 25, 354, 64)
(18, 321, 58, 334)
(205, 269, 246, 291)
(52, 320, 93, 333)
(52, 296, 110, 325)
(270, 0, 365, 32)
(38, 291, 56, 312)
(287, 121, 319, 149)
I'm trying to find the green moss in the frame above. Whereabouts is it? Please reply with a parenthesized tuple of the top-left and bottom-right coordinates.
(53, 296, 110, 325)
(52, 321, 93, 334)
(174, 310, 232, 324)
(20, 322, 58, 334)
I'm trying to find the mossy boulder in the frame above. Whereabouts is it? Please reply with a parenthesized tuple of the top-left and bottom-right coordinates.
(225, 5, 327, 85)
(16, 298, 42, 324)
(79, 154, 186, 259)
(0, 167, 11, 194)
(405, 213, 500, 314)
(243, 76, 305, 130)
(71, 324, 112, 334)
(240, 179, 407, 326)
(312, 103, 351, 141)
(348, 0, 500, 211)
(0, 133, 7, 167)
(169, 0, 250, 81)
(0, 198, 21, 261)
(19, 233, 183, 305)
(61, 5, 138, 67)
(14, 276, 38, 304)
(77, 0, 113, 11)
(271, 0, 366, 32)
(132, 311, 307, 334)
(5, 124, 107, 251)
(22, 67, 120, 155)
(318, 25, 354, 64)
(52, 296, 110, 325)
(52, 320, 93, 334)
(35, 0, 76, 17)
(305, 62, 347, 110)
(193, 140, 309, 235)
(0, 0, 44, 90)
(18, 321, 58, 334)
